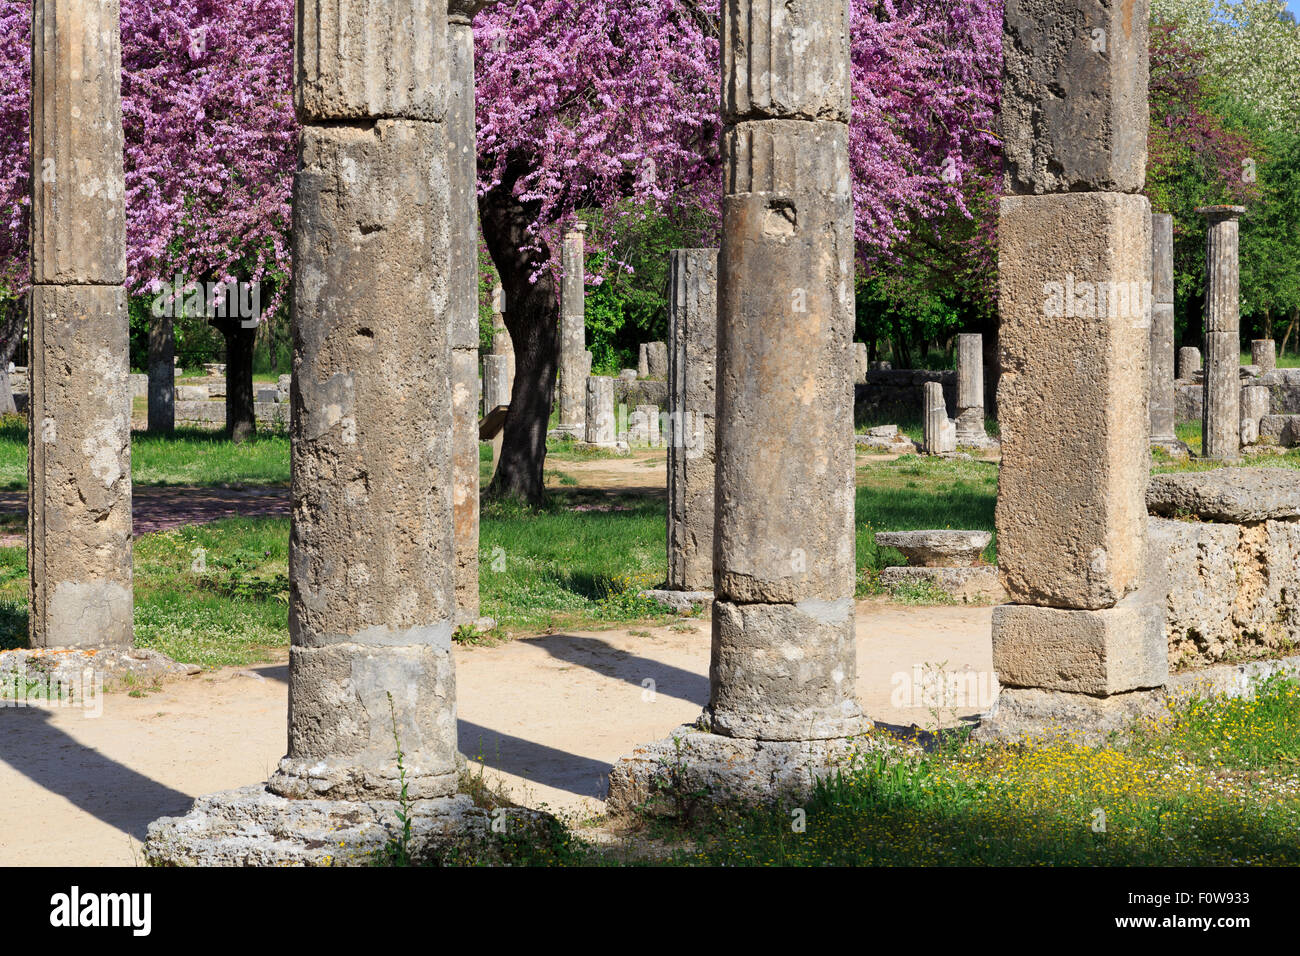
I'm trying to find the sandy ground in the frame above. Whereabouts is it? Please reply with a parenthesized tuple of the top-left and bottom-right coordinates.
(0, 445, 996, 865)
(0, 601, 993, 866)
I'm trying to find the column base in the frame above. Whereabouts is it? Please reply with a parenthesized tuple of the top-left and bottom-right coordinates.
(267, 756, 458, 803)
(143, 785, 549, 866)
(971, 687, 1166, 745)
(605, 722, 873, 818)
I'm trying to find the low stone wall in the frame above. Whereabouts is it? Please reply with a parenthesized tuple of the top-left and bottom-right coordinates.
(1148, 469, 1300, 668)
(854, 370, 956, 425)
(1175, 367, 1300, 425)
(614, 379, 668, 409)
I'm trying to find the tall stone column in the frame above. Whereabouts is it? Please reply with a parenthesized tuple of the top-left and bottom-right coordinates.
(556, 224, 588, 437)
(954, 333, 988, 445)
(29, 0, 133, 649)
(1199, 206, 1245, 462)
(708, 0, 862, 742)
(606, 0, 864, 813)
(271, 0, 458, 801)
(666, 249, 718, 594)
(1149, 212, 1184, 455)
(985, 0, 1166, 737)
(447, 1, 491, 625)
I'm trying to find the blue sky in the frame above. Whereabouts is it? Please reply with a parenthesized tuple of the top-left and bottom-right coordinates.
(1290, 1, 1300, 21)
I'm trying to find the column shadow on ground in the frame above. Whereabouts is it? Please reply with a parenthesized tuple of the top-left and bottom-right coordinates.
(519, 633, 710, 707)
(0, 707, 195, 841)
(457, 719, 614, 802)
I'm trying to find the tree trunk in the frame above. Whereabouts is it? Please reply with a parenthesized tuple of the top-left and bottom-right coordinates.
(215, 318, 257, 443)
(1281, 309, 1299, 358)
(0, 296, 24, 416)
(478, 161, 560, 506)
(148, 310, 175, 433)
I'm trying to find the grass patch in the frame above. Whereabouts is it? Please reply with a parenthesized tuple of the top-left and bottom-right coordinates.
(441, 676, 1300, 866)
(0, 418, 290, 489)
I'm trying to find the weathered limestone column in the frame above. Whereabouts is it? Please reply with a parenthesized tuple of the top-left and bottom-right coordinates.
(986, 0, 1167, 732)
(556, 224, 588, 437)
(270, 0, 459, 801)
(922, 381, 956, 454)
(666, 248, 718, 594)
(954, 333, 987, 445)
(1178, 346, 1201, 380)
(1149, 212, 1181, 451)
(29, 0, 134, 648)
(583, 375, 615, 446)
(1241, 385, 1269, 446)
(1251, 339, 1276, 373)
(447, 1, 490, 625)
(482, 354, 509, 414)
(638, 342, 668, 380)
(708, 0, 863, 741)
(147, 314, 175, 433)
(606, 0, 863, 811)
(852, 342, 868, 384)
(1199, 206, 1245, 462)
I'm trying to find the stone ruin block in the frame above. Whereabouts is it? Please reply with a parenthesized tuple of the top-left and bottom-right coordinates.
(996, 192, 1151, 610)
(1001, 0, 1149, 194)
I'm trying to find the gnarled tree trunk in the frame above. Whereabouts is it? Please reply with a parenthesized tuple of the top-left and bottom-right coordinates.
(478, 160, 559, 506)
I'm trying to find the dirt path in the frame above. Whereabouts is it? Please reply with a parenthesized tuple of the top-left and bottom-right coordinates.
(0, 601, 993, 866)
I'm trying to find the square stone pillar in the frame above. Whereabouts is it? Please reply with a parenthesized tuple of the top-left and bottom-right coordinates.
(985, 0, 1167, 734)
(556, 224, 588, 437)
(922, 380, 956, 454)
(29, 0, 134, 649)
(482, 354, 510, 414)
(666, 249, 719, 594)
(1198, 206, 1245, 462)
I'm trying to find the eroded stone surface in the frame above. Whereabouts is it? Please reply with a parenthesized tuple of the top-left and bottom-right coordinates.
(878, 566, 1005, 604)
(1147, 468, 1300, 523)
(874, 530, 991, 567)
(996, 192, 1152, 610)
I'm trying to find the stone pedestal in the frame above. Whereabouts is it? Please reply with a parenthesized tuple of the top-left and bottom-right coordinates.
(556, 224, 588, 437)
(666, 249, 718, 594)
(1199, 206, 1246, 461)
(29, 0, 133, 649)
(1178, 346, 1202, 381)
(482, 354, 510, 414)
(637, 342, 668, 381)
(1241, 385, 1270, 446)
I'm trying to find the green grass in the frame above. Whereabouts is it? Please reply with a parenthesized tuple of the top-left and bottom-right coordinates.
(1241, 350, 1300, 369)
(439, 676, 1300, 867)
(1155, 419, 1300, 473)
(0, 417, 289, 489)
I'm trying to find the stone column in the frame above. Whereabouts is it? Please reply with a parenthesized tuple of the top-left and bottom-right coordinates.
(708, 0, 862, 741)
(583, 375, 615, 446)
(271, 0, 459, 801)
(447, 1, 490, 625)
(1198, 206, 1245, 462)
(1178, 346, 1201, 381)
(482, 354, 509, 414)
(955, 333, 987, 445)
(666, 249, 718, 594)
(922, 381, 956, 454)
(988, 0, 1166, 726)
(1251, 339, 1276, 373)
(29, 0, 133, 648)
(1150, 212, 1181, 451)
(556, 224, 588, 437)
(852, 342, 868, 384)
(491, 281, 515, 386)
(147, 313, 175, 433)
